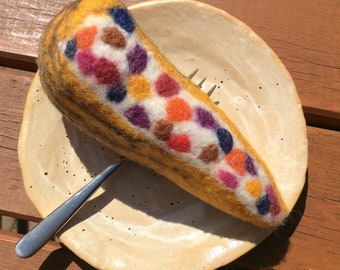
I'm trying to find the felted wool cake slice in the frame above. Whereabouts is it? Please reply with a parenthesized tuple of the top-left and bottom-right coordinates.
(38, 0, 288, 227)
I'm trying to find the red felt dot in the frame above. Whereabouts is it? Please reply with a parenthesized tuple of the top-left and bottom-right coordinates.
(94, 58, 121, 85)
(167, 134, 190, 153)
(77, 50, 98, 75)
(155, 73, 180, 97)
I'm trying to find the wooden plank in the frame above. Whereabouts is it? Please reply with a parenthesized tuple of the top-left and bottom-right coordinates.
(0, 1, 339, 268)
(1, 0, 339, 128)
(0, 230, 95, 269)
(208, 0, 340, 126)
(233, 127, 340, 269)
(0, 68, 41, 221)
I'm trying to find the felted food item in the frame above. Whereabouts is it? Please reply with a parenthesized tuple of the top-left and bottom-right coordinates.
(38, 0, 288, 227)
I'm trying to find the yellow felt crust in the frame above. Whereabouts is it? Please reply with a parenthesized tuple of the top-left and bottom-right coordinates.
(38, 0, 287, 227)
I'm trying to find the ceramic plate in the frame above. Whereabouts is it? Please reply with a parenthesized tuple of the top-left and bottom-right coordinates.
(18, 1, 307, 269)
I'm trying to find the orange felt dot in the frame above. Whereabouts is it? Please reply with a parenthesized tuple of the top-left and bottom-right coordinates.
(75, 26, 98, 49)
(166, 97, 192, 122)
(245, 180, 262, 198)
(225, 148, 246, 176)
(127, 75, 151, 99)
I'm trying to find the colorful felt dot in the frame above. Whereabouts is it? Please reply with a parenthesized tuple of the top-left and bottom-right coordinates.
(101, 27, 126, 48)
(217, 169, 238, 189)
(64, 38, 77, 59)
(155, 73, 180, 97)
(127, 75, 151, 99)
(198, 144, 219, 163)
(245, 179, 262, 198)
(77, 50, 98, 75)
(108, 7, 135, 34)
(166, 97, 192, 122)
(194, 107, 219, 129)
(266, 185, 281, 216)
(167, 134, 191, 153)
(153, 119, 173, 140)
(256, 194, 271, 215)
(124, 105, 150, 129)
(94, 57, 120, 85)
(225, 148, 246, 176)
(127, 44, 148, 74)
(245, 154, 257, 176)
(216, 128, 233, 154)
(75, 26, 98, 50)
(107, 84, 127, 103)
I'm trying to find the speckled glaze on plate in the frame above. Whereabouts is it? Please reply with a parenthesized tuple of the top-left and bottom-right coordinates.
(18, 1, 308, 269)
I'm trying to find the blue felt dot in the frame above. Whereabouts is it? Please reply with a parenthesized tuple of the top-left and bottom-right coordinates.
(256, 194, 271, 215)
(108, 7, 135, 33)
(107, 84, 127, 103)
(216, 127, 233, 154)
(64, 38, 77, 59)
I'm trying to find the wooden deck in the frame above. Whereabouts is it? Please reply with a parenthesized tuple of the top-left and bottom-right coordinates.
(1, 0, 339, 269)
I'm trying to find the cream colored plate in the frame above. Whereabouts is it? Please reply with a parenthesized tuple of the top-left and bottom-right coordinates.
(18, 1, 307, 269)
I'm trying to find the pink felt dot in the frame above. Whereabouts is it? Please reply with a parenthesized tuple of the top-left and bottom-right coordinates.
(155, 73, 180, 97)
(94, 58, 121, 85)
(76, 50, 98, 75)
(266, 185, 281, 216)
(167, 134, 190, 153)
(217, 169, 238, 189)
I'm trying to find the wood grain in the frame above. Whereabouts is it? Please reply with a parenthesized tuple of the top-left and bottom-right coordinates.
(0, 230, 95, 270)
(208, 0, 340, 128)
(0, 0, 339, 269)
(0, 68, 40, 221)
(0, 0, 339, 129)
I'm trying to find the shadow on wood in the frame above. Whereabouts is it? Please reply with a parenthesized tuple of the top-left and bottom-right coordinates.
(228, 173, 309, 269)
(39, 244, 96, 270)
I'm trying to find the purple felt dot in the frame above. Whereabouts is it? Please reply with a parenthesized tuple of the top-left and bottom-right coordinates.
(64, 38, 77, 59)
(217, 169, 238, 189)
(216, 128, 233, 154)
(194, 107, 219, 129)
(107, 84, 127, 103)
(76, 50, 98, 75)
(245, 154, 257, 176)
(127, 44, 148, 74)
(124, 105, 150, 129)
